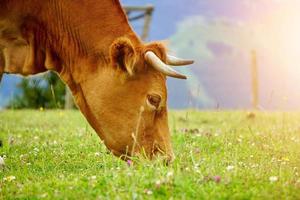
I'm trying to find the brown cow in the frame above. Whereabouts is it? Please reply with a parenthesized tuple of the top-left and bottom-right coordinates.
(0, 0, 193, 162)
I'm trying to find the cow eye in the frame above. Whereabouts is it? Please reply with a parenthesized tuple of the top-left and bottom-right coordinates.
(147, 94, 161, 109)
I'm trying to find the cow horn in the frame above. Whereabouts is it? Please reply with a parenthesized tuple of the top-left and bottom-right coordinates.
(166, 55, 194, 66)
(145, 51, 187, 79)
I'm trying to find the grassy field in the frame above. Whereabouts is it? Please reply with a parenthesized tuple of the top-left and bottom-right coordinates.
(0, 110, 299, 199)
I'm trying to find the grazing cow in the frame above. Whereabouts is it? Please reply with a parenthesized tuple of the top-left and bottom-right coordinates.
(0, 0, 193, 162)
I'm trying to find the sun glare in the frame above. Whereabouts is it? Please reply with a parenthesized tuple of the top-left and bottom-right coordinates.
(261, 2, 300, 93)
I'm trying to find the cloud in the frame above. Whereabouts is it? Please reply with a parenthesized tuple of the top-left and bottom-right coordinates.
(168, 16, 253, 108)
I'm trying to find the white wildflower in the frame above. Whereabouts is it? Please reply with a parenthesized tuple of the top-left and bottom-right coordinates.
(0, 156, 5, 169)
(226, 165, 234, 171)
(155, 180, 161, 187)
(269, 176, 278, 183)
(3, 175, 16, 182)
(166, 171, 174, 177)
(144, 189, 153, 195)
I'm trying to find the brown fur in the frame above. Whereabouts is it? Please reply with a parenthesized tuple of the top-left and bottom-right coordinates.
(0, 0, 174, 161)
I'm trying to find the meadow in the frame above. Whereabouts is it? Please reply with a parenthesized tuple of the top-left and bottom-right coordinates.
(0, 110, 299, 199)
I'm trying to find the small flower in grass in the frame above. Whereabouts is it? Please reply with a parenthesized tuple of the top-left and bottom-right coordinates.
(3, 175, 16, 182)
(251, 163, 259, 168)
(226, 165, 234, 171)
(213, 175, 221, 183)
(132, 192, 138, 200)
(89, 176, 97, 188)
(144, 189, 153, 195)
(59, 111, 64, 117)
(0, 156, 5, 169)
(269, 176, 278, 183)
(214, 129, 222, 137)
(8, 136, 14, 145)
(155, 180, 162, 188)
(238, 161, 246, 167)
(94, 152, 101, 157)
(282, 157, 290, 162)
(166, 171, 174, 178)
(194, 148, 201, 154)
(127, 159, 133, 167)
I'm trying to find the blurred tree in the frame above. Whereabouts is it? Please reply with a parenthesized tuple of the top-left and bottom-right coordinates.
(7, 72, 66, 109)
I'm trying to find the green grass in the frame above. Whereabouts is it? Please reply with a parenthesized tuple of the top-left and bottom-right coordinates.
(0, 110, 300, 199)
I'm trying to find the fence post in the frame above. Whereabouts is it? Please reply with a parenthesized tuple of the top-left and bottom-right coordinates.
(141, 6, 154, 41)
(251, 50, 259, 109)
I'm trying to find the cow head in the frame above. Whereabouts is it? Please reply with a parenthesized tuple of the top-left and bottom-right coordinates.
(77, 37, 193, 162)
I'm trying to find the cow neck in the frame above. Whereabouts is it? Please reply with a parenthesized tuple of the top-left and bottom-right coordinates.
(75, 81, 105, 141)
(58, 64, 100, 136)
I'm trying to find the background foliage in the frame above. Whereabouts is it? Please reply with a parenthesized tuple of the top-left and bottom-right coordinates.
(7, 72, 66, 109)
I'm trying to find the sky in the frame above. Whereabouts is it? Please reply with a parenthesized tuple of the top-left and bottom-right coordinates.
(1, 0, 300, 110)
(123, 0, 300, 110)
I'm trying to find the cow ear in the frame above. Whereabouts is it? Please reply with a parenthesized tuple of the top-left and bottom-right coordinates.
(110, 38, 137, 76)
